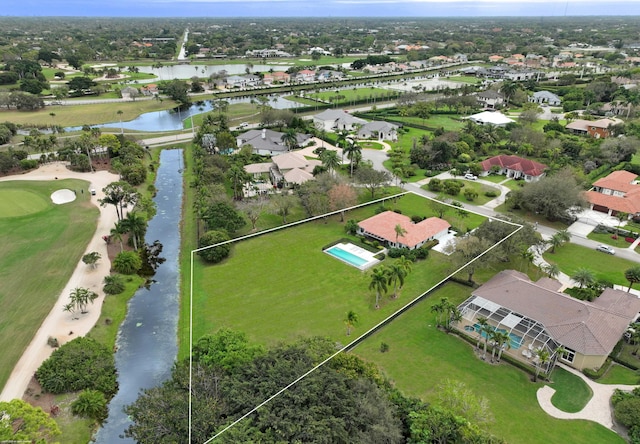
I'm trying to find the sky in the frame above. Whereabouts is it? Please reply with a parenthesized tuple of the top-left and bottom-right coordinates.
(3, 0, 640, 17)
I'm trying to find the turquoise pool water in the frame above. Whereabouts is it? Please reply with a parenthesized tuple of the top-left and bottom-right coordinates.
(326, 245, 369, 267)
(472, 324, 523, 350)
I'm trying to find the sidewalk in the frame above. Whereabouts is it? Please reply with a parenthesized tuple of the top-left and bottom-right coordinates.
(537, 362, 638, 430)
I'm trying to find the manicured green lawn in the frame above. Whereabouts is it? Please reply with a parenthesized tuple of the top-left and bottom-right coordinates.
(352, 284, 625, 444)
(549, 367, 593, 413)
(587, 231, 640, 253)
(1, 99, 178, 127)
(0, 179, 98, 389)
(598, 363, 640, 385)
(543, 243, 638, 286)
(188, 194, 466, 349)
(358, 140, 385, 150)
(421, 179, 501, 206)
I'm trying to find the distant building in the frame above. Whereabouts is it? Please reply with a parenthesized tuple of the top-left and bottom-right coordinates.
(529, 91, 561, 106)
(237, 128, 311, 156)
(467, 111, 515, 127)
(565, 118, 623, 138)
(313, 109, 367, 132)
(357, 121, 400, 141)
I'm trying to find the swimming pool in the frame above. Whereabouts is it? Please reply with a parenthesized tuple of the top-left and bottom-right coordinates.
(472, 324, 523, 350)
(324, 243, 379, 270)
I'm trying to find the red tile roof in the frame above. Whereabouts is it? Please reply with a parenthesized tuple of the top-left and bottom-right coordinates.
(480, 155, 547, 177)
(593, 170, 638, 193)
(358, 211, 450, 248)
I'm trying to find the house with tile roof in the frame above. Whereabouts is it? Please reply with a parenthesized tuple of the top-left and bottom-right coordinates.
(586, 170, 640, 218)
(244, 151, 322, 189)
(357, 121, 400, 141)
(565, 118, 623, 138)
(529, 90, 561, 106)
(476, 91, 505, 109)
(313, 109, 367, 132)
(357, 211, 450, 250)
(479, 155, 547, 182)
(236, 128, 311, 156)
(454, 270, 640, 371)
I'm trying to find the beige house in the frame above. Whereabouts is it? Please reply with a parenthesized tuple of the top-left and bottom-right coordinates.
(454, 270, 640, 371)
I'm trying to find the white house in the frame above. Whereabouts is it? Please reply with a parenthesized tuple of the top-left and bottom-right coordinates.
(313, 109, 367, 132)
(529, 91, 561, 106)
(357, 121, 399, 142)
(468, 111, 515, 127)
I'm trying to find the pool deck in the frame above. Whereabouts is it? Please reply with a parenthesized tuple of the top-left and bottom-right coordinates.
(325, 242, 383, 271)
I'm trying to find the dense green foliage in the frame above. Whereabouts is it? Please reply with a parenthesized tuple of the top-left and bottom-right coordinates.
(0, 399, 61, 444)
(613, 388, 640, 444)
(35, 336, 117, 396)
(126, 330, 506, 443)
(198, 230, 232, 263)
(71, 389, 108, 422)
(113, 250, 143, 275)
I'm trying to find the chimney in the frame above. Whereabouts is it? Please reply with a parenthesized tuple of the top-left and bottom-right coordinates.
(261, 128, 266, 139)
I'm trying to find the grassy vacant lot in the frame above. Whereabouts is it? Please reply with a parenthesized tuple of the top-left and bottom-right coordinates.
(0, 99, 177, 128)
(543, 243, 637, 286)
(352, 284, 624, 444)
(421, 179, 501, 206)
(0, 179, 98, 389)
(186, 193, 476, 349)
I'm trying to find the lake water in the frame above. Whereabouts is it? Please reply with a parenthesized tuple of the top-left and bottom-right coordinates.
(93, 149, 183, 443)
(137, 63, 293, 80)
(66, 94, 299, 132)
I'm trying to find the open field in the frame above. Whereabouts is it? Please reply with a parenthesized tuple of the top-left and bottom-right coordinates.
(0, 99, 178, 128)
(0, 179, 98, 389)
(186, 193, 477, 349)
(352, 283, 625, 444)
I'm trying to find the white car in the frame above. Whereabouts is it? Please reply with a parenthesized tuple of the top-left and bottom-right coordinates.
(90, 188, 96, 196)
(596, 244, 615, 255)
(463, 173, 478, 180)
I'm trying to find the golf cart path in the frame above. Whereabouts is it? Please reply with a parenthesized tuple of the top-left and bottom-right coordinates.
(0, 163, 120, 401)
(537, 362, 639, 429)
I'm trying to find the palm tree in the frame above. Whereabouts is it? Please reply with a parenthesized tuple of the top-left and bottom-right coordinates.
(520, 248, 535, 273)
(480, 319, 494, 360)
(120, 212, 146, 251)
(534, 348, 551, 382)
(368, 266, 389, 309)
(344, 310, 358, 336)
(280, 128, 298, 152)
(394, 224, 408, 247)
(548, 230, 571, 253)
(499, 80, 519, 106)
(343, 140, 361, 177)
(68, 287, 98, 314)
(116, 110, 123, 135)
(227, 165, 249, 200)
(396, 255, 413, 276)
(446, 305, 462, 332)
(625, 266, 640, 292)
(110, 223, 125, 253)
(387, 263, 407, 299)
(542, 263, 561, 279)
(320, 149, 340, 176)
(571, 268, 595, 289)
(430, 300, 445, 328)
(492, 330, 511, 362)
(475, 317, 488, 350)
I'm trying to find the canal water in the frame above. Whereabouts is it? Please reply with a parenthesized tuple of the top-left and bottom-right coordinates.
(94, 148, 183, 443)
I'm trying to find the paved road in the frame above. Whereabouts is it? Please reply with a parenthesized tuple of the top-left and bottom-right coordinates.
(360, 147, 640, 265)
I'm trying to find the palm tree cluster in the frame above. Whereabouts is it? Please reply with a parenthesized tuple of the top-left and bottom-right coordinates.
(368, 256, 413, 309)
(430, 297, 461, 331)
(63, 287, 98, 316)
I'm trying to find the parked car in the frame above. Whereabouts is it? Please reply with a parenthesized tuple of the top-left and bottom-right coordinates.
(464, 173, 478, 180)
(90, 188, 96, 196)
(596, 244, 615, 255)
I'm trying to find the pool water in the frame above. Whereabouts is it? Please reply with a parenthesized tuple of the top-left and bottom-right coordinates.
(472, 324, 523, 350)
(326, 245, 369, 267)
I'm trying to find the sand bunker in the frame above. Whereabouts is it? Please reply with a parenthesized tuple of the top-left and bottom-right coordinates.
(51, 189, 76, 204)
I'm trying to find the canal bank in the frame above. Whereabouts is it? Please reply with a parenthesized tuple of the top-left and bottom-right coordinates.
(94, 149, 183, 443)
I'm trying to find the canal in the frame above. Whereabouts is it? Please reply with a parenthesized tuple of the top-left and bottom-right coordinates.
(94, 148, 183, 443)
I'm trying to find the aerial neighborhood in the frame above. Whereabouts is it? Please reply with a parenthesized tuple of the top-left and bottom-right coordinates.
(3, 14, 640, 444)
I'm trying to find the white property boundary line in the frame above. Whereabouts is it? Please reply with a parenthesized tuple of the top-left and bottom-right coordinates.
(188, 191, 523, 443)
